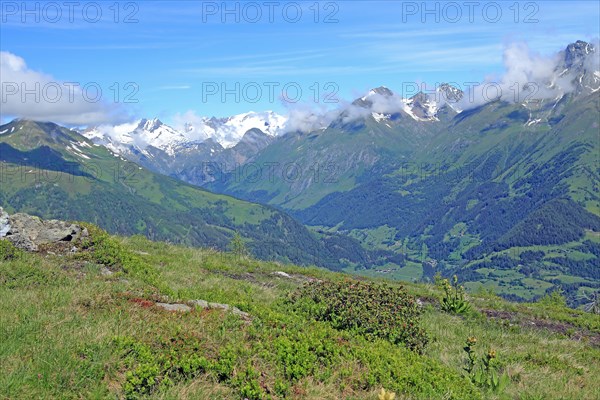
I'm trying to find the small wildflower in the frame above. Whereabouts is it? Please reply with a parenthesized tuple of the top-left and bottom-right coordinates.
(488, 349, 497, 359)
(467, 336, 477, 346)
(378, 388, 396, 400)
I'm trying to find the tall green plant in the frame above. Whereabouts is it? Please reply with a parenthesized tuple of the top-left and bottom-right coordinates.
(440, 275, 471, 314)
(229, 232, 249, 259)
(462, 337, 509, 394)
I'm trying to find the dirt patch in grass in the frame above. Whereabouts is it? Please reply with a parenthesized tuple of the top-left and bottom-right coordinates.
(38, 241, 85, 256)
(481, 309, 600, 347)
(130, 298, 155, 308)
(218, 270, 318, 287)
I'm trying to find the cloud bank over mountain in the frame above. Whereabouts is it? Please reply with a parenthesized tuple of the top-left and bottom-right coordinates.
(0, 51, 131, 126)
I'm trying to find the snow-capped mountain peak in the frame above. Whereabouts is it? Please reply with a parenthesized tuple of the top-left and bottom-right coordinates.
(403, 92, 439, 121)
(83, 111, 288, 159)
(351, 84, 463, 122)
(181, 111, 287, 149)
(139, 118, 164, 132)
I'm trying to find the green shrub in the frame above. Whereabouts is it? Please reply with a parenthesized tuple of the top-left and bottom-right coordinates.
(114, 335, 211, 399)
(0, 261, 64, 288)
(289, 280, 428, 353)
(76, 223, 171, 295)
(229, 231, 249, 259)
(0, 239, 22, 261)
(440, 275, 471, 314)
(233, 364, 264, 400)
(539, 288, 567, 308)
(273, 327, 343, 382)
(113, 335, 269, 400)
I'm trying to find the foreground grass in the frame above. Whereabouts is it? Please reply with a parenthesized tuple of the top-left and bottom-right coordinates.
(1, 234, 599, 399)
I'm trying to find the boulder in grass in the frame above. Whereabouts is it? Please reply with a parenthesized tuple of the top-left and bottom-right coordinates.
(0, 209, 88, 252)
(0, 207, 10, 237)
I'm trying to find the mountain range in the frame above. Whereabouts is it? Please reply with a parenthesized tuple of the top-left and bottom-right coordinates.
(1, 40, 599, 305)
(0, 119, 404, 270)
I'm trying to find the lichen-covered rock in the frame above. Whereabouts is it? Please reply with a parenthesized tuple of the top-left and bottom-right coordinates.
(189, 299, 250, 319)
(156, 303, 192, 312)
(1, 211, 88, 252)
(0, 207, 10, 237)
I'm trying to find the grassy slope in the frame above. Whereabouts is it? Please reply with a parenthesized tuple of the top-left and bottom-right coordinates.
(1, 234, 599, 399)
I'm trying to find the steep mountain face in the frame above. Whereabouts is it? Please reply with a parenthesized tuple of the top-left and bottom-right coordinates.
(0, 119, 398, 269)
(208, 85, 454, 209)
(207, 41, 600, 304)
(171, 128, 276, 187)
(560, 40, 599, 96)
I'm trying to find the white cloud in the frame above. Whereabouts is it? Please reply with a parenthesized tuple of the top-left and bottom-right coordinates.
(283, 104, 340, 133)
(171, 111, 214, 142)
(0, 51, 132, 126)
(458, 42, 585, 109)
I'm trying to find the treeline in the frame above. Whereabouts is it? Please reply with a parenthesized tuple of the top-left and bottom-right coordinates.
(546, 256, 600, 280)
(496, 199, 600, 248)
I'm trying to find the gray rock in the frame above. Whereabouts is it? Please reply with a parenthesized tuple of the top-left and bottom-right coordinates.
(209, 302, 231, 311)
(190, 299, 209, 308)
(272, 271, 291, 278)
(3, 212, 88, 251)
(209, 302, 250, 318)
(156, 303, 192, 312)
(189, 299, 250, 318)
(0, 207, 10, 238)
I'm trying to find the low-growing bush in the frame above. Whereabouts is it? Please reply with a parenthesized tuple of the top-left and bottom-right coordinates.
(289, 279, 428, 353)
(76, 223, 171, 295)
(0, 239, 22, 261)
(0, 261, 65, 288)
(114, 335, 211, 399)
(114, 335, 267, 399)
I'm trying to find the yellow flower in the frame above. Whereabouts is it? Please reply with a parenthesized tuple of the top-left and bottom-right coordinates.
(378, 388, 396, 400)
(467, 336, 477, 346)
(488, 349, 497, 359)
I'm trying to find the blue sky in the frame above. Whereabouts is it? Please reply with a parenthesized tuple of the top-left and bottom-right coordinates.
(1, 0, 599, 125)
